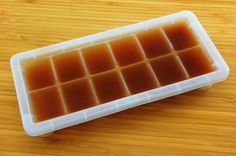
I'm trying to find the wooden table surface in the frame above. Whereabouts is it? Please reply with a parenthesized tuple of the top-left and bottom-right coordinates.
(1, 0, 236, 155)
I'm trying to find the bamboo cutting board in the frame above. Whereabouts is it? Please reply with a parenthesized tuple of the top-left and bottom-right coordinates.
(0, 0, 236, 155)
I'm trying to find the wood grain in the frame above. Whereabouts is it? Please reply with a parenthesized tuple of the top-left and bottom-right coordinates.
(0, 0, 236, 155)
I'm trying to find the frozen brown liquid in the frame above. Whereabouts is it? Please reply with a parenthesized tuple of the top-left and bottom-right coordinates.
(29, 87, 65, 122)
(81, 43, 115, 74)
(110, 36, 144, 66)
(150, 55, 187, 86)
(92, 71, 127, 103)
(178, 47, 215, 78)
(53, 51, 85, 82)
(121, 63, 158, 94)
(137, 28, 171, 58)
(61, 79, 97, 113)
(22, 58, 56, 91)
(21, 20, 215, 122)
(164, 21, 198, 50)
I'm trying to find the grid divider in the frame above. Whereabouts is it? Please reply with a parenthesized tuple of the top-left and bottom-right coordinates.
(159, 28, 174, 50)
(175, 45, 201, 54)
(28, 85, 58, 94)
(133, 34, 161, 87)
(78, 50, 101, 105)
(105, 42, 131, 96)
(175, 55, 190, 79)
(48, 57, 69, 114)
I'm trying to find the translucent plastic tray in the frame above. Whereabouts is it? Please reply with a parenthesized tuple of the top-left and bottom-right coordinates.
(10, 11, 229, 136)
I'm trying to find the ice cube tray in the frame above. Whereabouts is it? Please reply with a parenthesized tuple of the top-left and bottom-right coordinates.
(10, 11, 229, 136)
